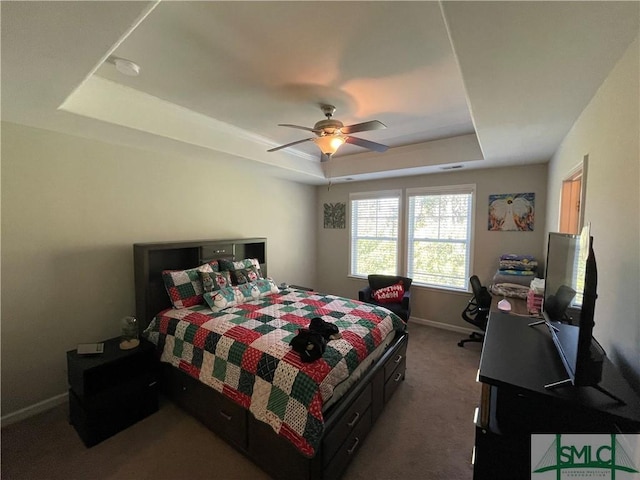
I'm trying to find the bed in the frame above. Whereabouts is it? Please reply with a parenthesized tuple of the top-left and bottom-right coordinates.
(134, 238, 408, 480)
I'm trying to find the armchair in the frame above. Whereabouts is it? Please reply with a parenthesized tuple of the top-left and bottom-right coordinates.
(359, 274, 412, 322)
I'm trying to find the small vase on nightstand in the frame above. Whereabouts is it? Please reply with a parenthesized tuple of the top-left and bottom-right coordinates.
(119, 316, 140, 350)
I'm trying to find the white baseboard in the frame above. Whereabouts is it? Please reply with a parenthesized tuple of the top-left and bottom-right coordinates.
(408, 316, 481, 335)
(1, 391, 68, 428)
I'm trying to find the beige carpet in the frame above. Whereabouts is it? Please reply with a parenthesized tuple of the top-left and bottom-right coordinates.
(1, 324, 482, 480)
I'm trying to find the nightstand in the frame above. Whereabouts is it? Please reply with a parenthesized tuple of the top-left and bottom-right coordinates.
(67, 337, 158, 446)
(289, 284, 314, 291)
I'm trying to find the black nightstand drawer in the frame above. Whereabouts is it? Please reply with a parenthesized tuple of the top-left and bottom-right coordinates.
(67, 337, 158, 446)
(67, 338, 156, 398)
(69, 381, 158, 447)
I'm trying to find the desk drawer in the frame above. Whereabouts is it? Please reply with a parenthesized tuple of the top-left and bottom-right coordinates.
(323, 383, 372, 466)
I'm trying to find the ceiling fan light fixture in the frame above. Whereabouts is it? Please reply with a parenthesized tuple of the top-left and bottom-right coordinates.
(314, 135, 346, 155)
(268, 105, 387, 156)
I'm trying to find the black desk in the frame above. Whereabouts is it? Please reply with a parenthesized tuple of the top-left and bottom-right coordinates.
(473, 312, 640, 479)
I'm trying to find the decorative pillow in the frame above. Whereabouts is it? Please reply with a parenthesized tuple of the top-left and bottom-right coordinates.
(162, 262, 216, 309)
(204, 278, 280, 312)
(218, 258, 261, 272)
(203, 285, 245, 312)
(218, 258, 263, 285)
(238, 277, 280, 298)
(232, 266, 262, 285)
(199, 270, 232, 292)
(372, 282, 405, 304)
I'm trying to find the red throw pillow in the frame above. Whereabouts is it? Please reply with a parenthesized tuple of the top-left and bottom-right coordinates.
(372, 282, 405, 304)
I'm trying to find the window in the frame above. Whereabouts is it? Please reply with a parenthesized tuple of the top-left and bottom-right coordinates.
(349, 191, 401, 277)
(407, 186, 475, 290)
(349, 185, 475, 292)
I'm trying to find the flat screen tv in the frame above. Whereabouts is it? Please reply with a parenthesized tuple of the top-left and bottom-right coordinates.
(542, 225, 604, 388)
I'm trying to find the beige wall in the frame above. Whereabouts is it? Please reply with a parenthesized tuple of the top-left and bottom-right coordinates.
(3, 34, 637, 419)
(316, 164, 548, 330)
(545, 36, 640, 391)
(1, 122, 316, 417)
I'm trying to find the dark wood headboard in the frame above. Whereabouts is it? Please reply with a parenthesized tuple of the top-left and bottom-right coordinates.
(133, 238, 267, 331)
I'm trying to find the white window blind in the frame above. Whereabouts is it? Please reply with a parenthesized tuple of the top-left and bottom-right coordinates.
(407, 186, 475, 290)
(350, 192, 400, 277)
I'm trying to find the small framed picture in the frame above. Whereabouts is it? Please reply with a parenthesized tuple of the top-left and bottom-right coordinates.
(324, 202, 346, 229)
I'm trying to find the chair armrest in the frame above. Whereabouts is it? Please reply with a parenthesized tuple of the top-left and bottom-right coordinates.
(401, 290, 411, 310)
(359, 286, 373, 302)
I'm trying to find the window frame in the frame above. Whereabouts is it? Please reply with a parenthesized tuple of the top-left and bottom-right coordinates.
(405, 184, 476, 292)
(347, 185, 476, 292)
(348, 190, 402, 279)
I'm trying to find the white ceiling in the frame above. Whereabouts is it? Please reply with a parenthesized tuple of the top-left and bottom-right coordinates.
(2, 1, 638, 185)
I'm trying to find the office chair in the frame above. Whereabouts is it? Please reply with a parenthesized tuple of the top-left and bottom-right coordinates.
(458, 275, 492, 347)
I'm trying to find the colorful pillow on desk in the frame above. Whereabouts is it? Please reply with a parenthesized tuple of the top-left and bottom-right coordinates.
(372, 282, 405, 304)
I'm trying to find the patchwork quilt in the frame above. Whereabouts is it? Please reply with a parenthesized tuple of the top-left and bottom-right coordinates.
(143, 288, 406, 457)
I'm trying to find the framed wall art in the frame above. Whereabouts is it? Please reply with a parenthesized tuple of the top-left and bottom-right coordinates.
(488, 192, 535, 231)
(323, 202, 346, 229)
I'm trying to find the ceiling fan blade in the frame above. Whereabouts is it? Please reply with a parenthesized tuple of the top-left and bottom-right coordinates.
(267, 138, 314, 152)
(278, 124, 318, 133)
(341, 120, 387, 135)
(346, 136, 389, 153)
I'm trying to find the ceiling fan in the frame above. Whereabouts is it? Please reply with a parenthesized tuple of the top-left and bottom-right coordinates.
(267, 104, 389, 160)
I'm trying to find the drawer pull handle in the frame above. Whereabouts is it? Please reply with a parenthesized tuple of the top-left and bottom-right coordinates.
(148, 381, 158, 387)
(347, 437, 360, 455)
(394, 354, 403, 364)
(394, 372, 403, 382)
(219, 411, 232, 421)
(347, 412, 360, 428)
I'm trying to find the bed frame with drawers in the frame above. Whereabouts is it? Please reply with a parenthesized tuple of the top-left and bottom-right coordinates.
(134, 238, 408, 480)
